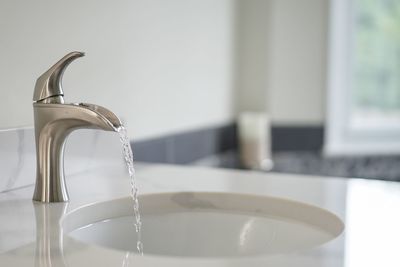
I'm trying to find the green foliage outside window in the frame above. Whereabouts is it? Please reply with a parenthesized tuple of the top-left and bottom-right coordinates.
(353, 0, 400, 111)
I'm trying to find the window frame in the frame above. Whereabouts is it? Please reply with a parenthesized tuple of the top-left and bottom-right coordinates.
(325, 0, 400, 156)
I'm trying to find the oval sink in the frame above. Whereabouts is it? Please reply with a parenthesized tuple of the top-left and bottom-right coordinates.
(63, 192, 344, 258)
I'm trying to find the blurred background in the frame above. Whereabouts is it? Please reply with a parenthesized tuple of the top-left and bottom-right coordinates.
(1, 0, 399, 181)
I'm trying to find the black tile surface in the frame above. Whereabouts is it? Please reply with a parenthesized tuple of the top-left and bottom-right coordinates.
(173, 124, 237, 164)
(204, 150, 400, 182)
(131, 123, 237, 164)
(271, 126, 324, 151)
(131, 124, 324, 164)
(131, 123, 400, 181)
(131, 137, 174, 163)
(271, 152, 400, 181)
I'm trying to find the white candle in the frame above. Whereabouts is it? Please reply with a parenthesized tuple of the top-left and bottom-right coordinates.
(238, 112, 273, 170)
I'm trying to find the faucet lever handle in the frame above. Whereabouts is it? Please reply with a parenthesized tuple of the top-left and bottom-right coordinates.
(33, 51, 85, 103)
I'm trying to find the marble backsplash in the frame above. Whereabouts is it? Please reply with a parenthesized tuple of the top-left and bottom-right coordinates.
(0, 127, 125, 193)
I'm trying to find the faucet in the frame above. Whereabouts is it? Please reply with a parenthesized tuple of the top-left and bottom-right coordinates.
(32, 52, 122, 203)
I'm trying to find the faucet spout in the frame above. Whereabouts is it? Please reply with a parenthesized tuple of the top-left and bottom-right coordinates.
(74, 103, 123, 131)
(32, 52, 123, 203)
(32, 103, 122, 203)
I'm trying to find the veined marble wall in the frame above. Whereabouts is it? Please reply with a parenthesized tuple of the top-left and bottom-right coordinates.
(0, 128, 125, 193)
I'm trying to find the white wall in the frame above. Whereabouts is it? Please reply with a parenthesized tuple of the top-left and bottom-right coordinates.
(0, 0, 330, 141)
(0, 0, 235, 140)
(234, 0, 270, 113)
(235, 0, 329, 126)
(267, 0, 328, 125)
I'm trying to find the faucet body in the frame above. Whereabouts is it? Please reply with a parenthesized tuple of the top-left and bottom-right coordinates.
(33, 52, 122, 203)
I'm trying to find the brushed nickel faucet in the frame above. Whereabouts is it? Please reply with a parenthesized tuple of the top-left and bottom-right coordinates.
(32, 52, 122, 203)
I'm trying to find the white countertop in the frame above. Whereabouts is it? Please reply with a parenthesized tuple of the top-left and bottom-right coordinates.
(1, 162, 399, 266)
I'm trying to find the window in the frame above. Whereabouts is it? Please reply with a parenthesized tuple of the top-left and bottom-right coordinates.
(326, 0, 400, 155)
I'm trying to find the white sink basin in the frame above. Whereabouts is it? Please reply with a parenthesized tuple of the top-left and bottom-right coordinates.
(63, 192, 344, 258)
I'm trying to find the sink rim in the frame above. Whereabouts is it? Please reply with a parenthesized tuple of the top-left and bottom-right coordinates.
(62, 191, 344, 237)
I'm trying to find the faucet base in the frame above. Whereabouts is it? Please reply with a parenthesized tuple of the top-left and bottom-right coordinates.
(32, 172, 70, 203)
